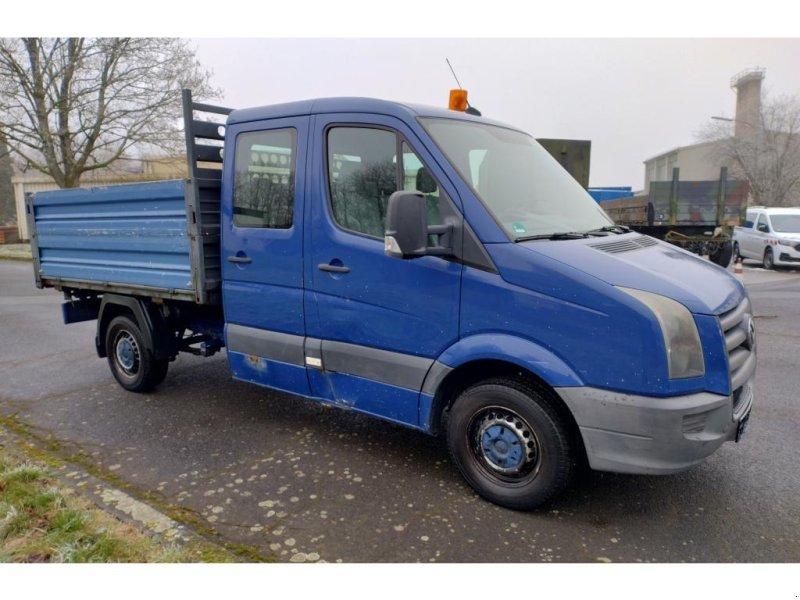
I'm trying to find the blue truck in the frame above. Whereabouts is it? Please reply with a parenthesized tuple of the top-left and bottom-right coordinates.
(25, 91, 756, 510)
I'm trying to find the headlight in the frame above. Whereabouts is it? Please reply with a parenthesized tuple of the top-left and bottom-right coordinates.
(777, 238, 796, 247)
(618, 287, 705, 379)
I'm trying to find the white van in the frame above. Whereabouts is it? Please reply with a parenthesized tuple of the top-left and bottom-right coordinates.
(733, 206, 800, 269)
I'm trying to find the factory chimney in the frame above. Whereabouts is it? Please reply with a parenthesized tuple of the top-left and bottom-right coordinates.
(731, 68, 765, 137)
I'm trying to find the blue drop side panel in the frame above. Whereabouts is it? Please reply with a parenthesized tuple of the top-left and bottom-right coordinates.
(33, 181, 193, 292)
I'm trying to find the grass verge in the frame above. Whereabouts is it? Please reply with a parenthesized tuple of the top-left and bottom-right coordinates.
(0, 444, 233, 563)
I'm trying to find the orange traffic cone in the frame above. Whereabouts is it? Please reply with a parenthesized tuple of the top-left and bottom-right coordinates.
(734, 258, 744, 281)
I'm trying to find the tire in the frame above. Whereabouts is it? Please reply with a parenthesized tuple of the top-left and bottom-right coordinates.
(763, 247, 775, 270)
(733, 242, 741, 261)
(709, 241, 733, 268)
(446, 378, 575, 510)
(105, 315, 169, 392)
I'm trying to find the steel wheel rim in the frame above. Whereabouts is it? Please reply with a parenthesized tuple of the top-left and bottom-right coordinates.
(114, 332, 140, 376)
(468, 406, 541, 481)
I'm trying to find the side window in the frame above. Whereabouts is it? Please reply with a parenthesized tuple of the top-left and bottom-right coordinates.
(756, 214, 770, 233)
(328, 127, 398, 238)
(233, 129, 296, 228)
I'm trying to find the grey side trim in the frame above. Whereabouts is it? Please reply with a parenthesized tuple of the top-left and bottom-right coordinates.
(227, 324, 305, 366)
(304, 337, 323, 369)
(421, 360, 454, 396)
(322, 340, 434, 390)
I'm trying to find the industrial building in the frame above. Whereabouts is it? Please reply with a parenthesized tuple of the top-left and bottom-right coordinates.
(642, 68, 766, 194)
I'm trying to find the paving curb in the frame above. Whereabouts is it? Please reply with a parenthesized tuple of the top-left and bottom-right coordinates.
(0, 425, 237, 560)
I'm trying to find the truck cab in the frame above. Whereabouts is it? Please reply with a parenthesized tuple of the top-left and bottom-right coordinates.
(28, 93, 757, 510)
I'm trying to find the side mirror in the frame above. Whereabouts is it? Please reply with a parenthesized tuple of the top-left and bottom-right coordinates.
(384, 191, 455, 259)
(384, 191, 430, 258)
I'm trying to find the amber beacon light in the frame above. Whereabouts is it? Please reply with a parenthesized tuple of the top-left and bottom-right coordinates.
(449, 89, 469, 112)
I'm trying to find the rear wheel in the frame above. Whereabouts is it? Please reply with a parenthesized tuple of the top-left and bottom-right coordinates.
(733, 242, 741, 261)
(106, 315, 169, 392)
(763, 247, 775, 270)
(446, 378, 575, 510)
(709, 241, 733, 268)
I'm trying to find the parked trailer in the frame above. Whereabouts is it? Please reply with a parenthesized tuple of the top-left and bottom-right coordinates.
(601, 167, 748, 268)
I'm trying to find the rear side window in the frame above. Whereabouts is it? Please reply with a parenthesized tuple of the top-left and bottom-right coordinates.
(233, 129, 296, 228)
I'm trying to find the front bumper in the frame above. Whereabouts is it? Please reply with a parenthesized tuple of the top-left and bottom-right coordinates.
(556, 378, 754, 475)
(776, 246, 800, 265)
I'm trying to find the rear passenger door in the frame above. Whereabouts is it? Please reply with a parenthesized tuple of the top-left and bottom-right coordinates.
(304, 115, 463, 427)
(221, 117, 311, 396)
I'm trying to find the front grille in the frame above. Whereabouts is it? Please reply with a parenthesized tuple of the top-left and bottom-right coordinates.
(589, 235, 658, 254)
(719, 298, 756, 393)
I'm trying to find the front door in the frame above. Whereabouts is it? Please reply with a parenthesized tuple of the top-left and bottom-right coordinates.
(222, 117, 311, 395)
(305, 114, 463, 427)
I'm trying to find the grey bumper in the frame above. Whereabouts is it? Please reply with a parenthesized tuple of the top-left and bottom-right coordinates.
(556, 379, 754, 475)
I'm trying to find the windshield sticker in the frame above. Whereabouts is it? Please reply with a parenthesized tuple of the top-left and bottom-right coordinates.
(512, 222, 527, 234)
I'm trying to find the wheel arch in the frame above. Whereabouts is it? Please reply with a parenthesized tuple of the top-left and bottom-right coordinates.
(96, 294, 175, 359)
(420, 334, 584, 439)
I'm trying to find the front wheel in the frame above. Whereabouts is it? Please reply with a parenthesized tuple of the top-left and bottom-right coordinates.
(106, 315, 169, 393)
(446, 378, 575, 510)
(763, 247, 775, 270)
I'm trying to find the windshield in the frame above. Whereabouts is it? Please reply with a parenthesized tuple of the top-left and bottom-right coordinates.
(420, 118, 613, 239)
(770, 214, 800, 233)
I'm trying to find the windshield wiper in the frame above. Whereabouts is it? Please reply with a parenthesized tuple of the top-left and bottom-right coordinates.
(584, 225, 631, 236)
(514, 232, 589, 242)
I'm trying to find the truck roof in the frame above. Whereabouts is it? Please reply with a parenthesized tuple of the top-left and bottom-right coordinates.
(227, 97, 515, 130)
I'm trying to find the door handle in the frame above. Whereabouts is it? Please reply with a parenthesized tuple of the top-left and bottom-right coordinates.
(318, 263, 350, 273)
(228, 255, 253, 264)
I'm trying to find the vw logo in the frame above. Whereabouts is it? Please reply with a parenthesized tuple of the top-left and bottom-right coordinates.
(743, 315, 756, 351)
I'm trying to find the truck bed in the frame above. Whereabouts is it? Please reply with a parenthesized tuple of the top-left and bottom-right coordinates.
(27, 179, 221, 304)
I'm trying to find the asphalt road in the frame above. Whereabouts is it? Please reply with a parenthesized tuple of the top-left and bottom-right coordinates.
(1, 259, 799, 563)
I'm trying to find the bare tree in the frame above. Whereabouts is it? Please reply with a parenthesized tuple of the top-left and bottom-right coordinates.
(699, 94, 800, 207)
(0, 38, 219, 188)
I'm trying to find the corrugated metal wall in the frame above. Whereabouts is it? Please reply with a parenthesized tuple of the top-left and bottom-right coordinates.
(32, 180, 196, 297)
(13, 159, 187, 240)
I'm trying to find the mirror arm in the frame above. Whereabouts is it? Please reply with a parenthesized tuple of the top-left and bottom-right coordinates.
(426, 223, 455, 256)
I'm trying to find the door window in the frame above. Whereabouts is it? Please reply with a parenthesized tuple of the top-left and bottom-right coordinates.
(756, 214, 770, 233)
(233, 129, 296, 229)
(327, 127, 448, 238)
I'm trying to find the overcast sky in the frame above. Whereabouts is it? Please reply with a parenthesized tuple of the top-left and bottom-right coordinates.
(193, 38, 800, 190)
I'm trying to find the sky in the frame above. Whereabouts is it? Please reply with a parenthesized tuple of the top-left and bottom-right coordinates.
(192, 38, 800, 191)
(5, 1, 799, 192)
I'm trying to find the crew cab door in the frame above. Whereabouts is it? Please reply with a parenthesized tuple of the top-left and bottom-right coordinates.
(221, 117, 311, 395)
(304, 114, 463, 426)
